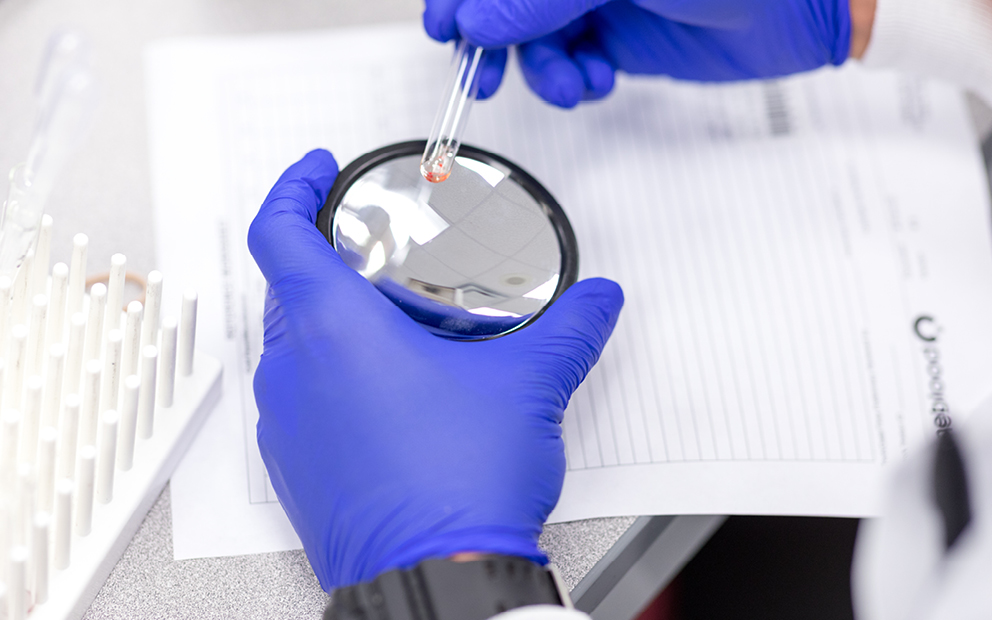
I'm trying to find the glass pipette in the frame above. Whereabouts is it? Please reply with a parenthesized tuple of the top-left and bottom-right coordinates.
(421, 39, 484, 183)
(0, 32, 96, 279)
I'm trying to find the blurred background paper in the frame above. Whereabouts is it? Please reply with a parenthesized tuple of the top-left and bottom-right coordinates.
(146, 22, 992, 559)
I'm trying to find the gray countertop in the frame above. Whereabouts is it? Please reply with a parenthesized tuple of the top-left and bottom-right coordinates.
(84, 486, 637, 619)
(2, 1, 991, 617)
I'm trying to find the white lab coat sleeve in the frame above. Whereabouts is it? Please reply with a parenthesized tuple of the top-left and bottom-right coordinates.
(490, 605, 592, 620)
(852, 400, 992, 620)
(861, 0, 992, 106)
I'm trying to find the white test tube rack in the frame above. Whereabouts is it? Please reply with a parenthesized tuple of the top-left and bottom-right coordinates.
(0, 215, 222, 620)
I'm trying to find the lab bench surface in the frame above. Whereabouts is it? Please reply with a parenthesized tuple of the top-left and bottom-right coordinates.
(2, 0, 991, 618)
(85, 486, 722, 619)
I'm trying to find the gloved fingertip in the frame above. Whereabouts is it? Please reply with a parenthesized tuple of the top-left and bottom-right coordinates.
(519, 38, 587, 108)
(307, 148, 339, 176)
(476, 49, 507, 100)
(582, 77, 614, 101)
(547, 78, 584, 108)
(457, 0, 610, 47)
(511, 277, 624, 393)
(249, 149, 342, 280)
(303, 147, 336, 165)
(273, 149, 340, 209)
(423, 10, 458, 43)
(561, 277, 625, 325)
(524, 277, 625, 347)
(577, 55, 615, 100)
(831, 0, 853, 66)
(454, 0, 505, 48)
(521, 62, 584, 108)
(286, 148, 338, 178)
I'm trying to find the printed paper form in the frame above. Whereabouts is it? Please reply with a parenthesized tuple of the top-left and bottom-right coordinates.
(145, 22, 992, 559)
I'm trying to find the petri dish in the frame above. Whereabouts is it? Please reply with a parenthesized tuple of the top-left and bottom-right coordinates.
(315, 140, 578, 340)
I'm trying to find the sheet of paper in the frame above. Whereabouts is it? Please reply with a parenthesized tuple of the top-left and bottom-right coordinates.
(145, 22, 992, 559)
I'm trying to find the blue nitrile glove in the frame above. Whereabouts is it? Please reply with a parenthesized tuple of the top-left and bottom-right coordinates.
(248, 149, 624, 591)
(423, 0, 852, 107)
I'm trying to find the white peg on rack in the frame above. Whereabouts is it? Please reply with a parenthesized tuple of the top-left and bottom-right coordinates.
(79, 360, 102, 447)
(158, 317, 178, 408)
(117, 375, 139, 471)
(26, 294, 48, 377)
(83, 283, 107, 365)
(141, 271, 163, 350)
(74, 446, 96, 537)
(47, 262, 69, 347)
(104, 253, 127, 338)
(0, 359, 5, 418)
(0, 214, 221, 618)
(137, 346, 158, 440)
(32, 513, 50, 605)
(56, 395, 81, 481)
(99, 329, 122, 414)
(0, 276, 12, 347)
(19, 376, 43, 465)
(1, 411, 22, 493)
(0, 502, 8, 584)
(5, 325, 27, 411)
(53, 479, 73, 570)
(16, 464, 34, 548)
(11, 251, 33, 326)
(96, 410, 118, 504)
(0, 216, 220, 620)
(30, 214, 53, 297)
(67, 233, 89, 317)
(8, 545, 27, 620)
(37, 427, 57, 514)
(120, 301, 143, 391)
(178, 290, 197, 376)
(63, 312, 86, 398)
(41, 344, 65, 429)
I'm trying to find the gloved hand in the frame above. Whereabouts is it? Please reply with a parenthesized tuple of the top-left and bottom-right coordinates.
(424, 0, 852, 107)
(248, 149, 624, 591)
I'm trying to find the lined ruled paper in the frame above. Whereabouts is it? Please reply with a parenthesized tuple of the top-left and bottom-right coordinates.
(149, 24, 992, 558)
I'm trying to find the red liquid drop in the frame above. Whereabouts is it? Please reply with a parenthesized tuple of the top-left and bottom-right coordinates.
(423, 169, 451, 183)
(422, 151, 454, 183)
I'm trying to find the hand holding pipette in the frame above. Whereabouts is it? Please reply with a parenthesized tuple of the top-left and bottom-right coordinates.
(424, 0, 857, 108)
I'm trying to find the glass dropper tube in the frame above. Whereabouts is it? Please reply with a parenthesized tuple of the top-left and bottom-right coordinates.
(421, 39, 484, 183)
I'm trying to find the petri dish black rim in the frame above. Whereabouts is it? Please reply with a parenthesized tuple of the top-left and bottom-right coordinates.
(315, 140, 579, 339)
